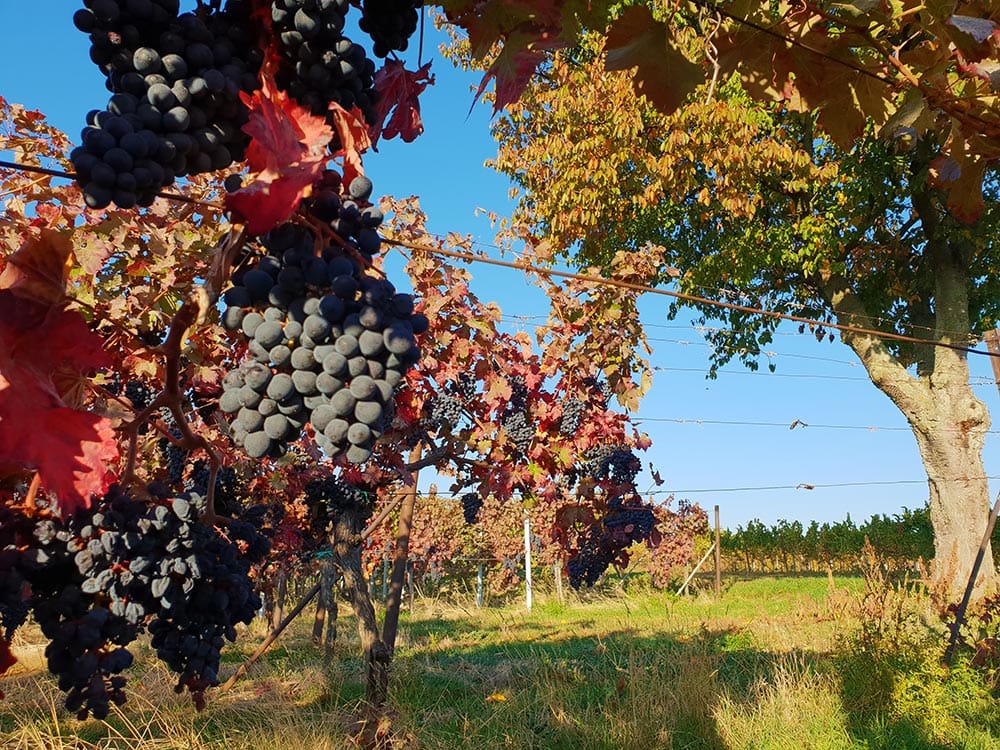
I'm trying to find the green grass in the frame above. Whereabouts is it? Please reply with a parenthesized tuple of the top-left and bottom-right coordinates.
(1, 575, 996, 749)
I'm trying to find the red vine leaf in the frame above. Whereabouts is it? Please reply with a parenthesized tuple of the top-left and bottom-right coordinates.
(0, 292, 118, 513)
(370, 60, 435, 147)
(0, 228, 74, 306)
(226, 65, 333, 234)
(604, 5, 701, 114)
(329, 102, 372, 189)
(476, 40, 548, 114)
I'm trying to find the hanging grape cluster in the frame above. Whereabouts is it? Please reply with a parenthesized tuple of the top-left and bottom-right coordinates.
(360, 0, 422, 58)
(270, 0, 380, 129)
(566, 495, 658, 589)
(71, 0, 424, 209)
(219, 173, 427, 464)
(71, 0, 261, 208)
(0, 485, 271, 717)
(460, 492, 482, 524)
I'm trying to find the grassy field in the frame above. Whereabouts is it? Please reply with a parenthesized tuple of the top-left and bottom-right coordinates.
(1, 574, 997, 749)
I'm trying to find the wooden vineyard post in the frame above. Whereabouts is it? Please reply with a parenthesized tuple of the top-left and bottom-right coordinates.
(715, 505, 722, 599)
(523, 513, 533, 612)
(554, 560, 564, 604)
(381, 548, 389, 601)
(476, 563, 485, 608)
(371, 444, 421, 706)
(312, 593, 326, 643)
(407, 562, 415, 614)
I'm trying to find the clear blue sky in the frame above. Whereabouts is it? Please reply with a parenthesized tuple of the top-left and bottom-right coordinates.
(3, 2, 999, 530)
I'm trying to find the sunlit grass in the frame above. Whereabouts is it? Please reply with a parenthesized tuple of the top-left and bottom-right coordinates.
(1, 575, 996, 749)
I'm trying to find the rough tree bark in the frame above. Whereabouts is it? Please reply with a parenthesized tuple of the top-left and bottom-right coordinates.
(369, 452, 420, 707)
(330, 503, 390, 700)
(819, 184, 998, 603)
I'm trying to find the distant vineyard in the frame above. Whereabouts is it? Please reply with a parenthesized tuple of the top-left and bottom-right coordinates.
(719, 507, 1000, 573)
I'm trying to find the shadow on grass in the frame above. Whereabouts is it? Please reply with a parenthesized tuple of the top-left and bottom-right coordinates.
(1, 597, 989, 750)
(382, 613, 980, 750)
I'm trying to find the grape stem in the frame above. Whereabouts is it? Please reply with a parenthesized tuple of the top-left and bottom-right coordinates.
(119, 292, 223, 524)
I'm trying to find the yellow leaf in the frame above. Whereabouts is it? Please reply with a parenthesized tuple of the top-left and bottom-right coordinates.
(486, 692, 508, 703)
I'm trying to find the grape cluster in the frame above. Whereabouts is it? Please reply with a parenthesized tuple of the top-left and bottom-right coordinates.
(24, 489, 148, 719)
(71, 0, 262, 208)
(32, 592, 135, 720)
(424, 392, 464, 433)
(566, 543, 609, 588)
(186, 461, 243, 515)
(578, 445, 641, 484)
(0, 505, 39, 639)
(271, 0, 379, 128)
(499, 375, 533, 452)
(567, 497, 659, 589)
(501, 411, 533, 453)
(124, 379, 154, 411)
(360, 0, 421, 58)
(558, 397, 585, 436)
(304, 476, 373, 518)
(219, 176, 426, 464)
(1, 485, 271, 717)
(141, 493, 268, 707)
(604, 504, 657, 537)
(455, 372, 477, 400)
(460, 492, 482, 525)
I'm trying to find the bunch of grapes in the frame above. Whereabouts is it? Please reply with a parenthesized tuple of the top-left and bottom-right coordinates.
(139, 493, 268, 707)
(359, 0, 421, 58)
(303, 475, 373, 530)
(1, 484, 271, 717)
(22, 489, 149, 720)
(460, 492, 482, 525)
(566, 496, 659, 589)
(577, 445, 641, 484)
(270, 0, 380, 129)
(424, 392, 464, 433)
(498, 375, 533, 452)
(558, 397, 585, 436)
(501, 410, 533, 453)
(218, 175, 426, 464)
(0, 505, 43, 640)
(565, 541, 612, 588)
(123, 379, 155, 411)
(71, 0, 261, 208)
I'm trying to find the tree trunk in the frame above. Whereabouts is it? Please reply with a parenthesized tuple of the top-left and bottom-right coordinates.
(270, 563, 287, 630)
(329, 506, 389, 702)
(370, 447, 421, 707)
(820, 206, 998, 603)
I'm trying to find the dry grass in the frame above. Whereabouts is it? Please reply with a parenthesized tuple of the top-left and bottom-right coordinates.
(1, 575, 997, 749)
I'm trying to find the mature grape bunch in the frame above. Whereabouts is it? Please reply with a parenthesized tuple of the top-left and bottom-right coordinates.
(0, 485, 270, 716)
(139, 492, 268, 707)
(566, 541, 613, 588)
(270, 0, 379, 128)
(501, 410, 533, 453)
(71, 0, 262, 208)
(0, 505, 40, 640)
(359, 0, 421, 58)
(303, 475, 373, 534)
(558, 396, 585, 436)
(424, 392, 463, 433)
(460, 492, 482, 525)
(566, 496, 659, 588)
(123, 379, 154, 411)
(219, 174, 426, 464)
(21, 488, 150, 720)
(577, 445, 641, 484)
(498, 375, 533, 452)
